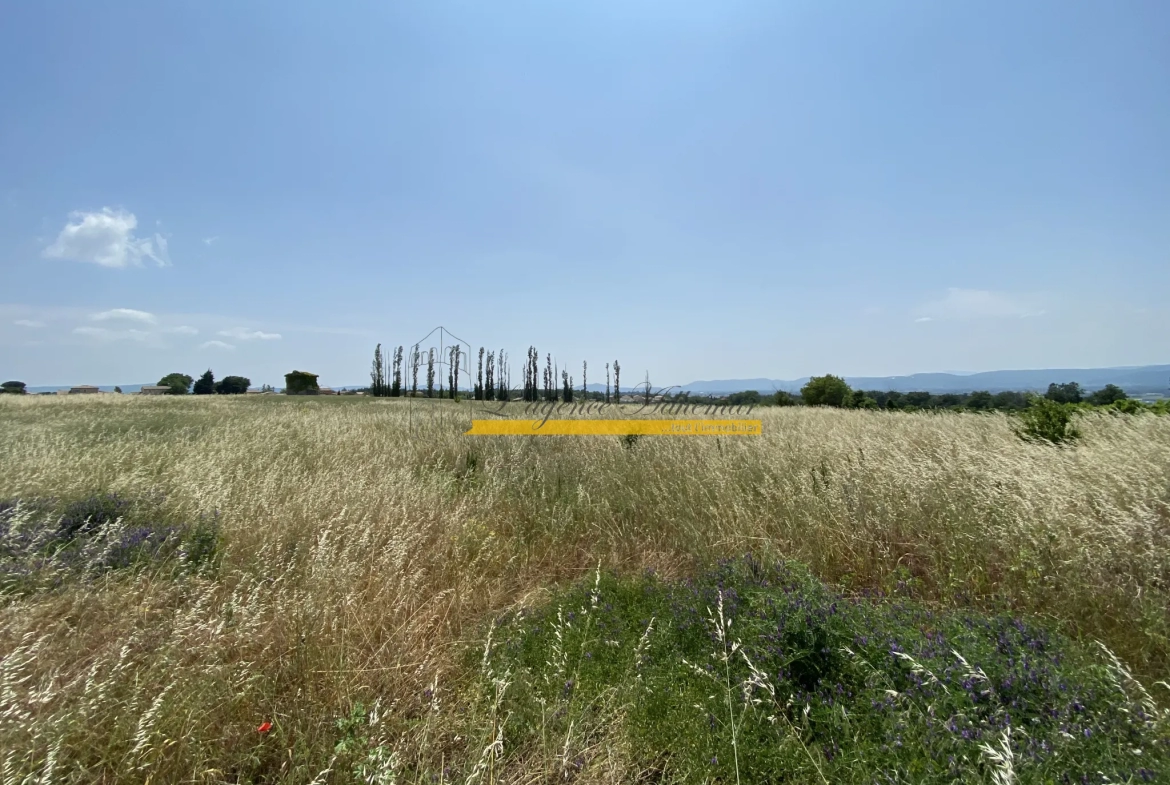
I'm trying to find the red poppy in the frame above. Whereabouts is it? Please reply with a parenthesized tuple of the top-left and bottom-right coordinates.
(257, 721, 273, 733)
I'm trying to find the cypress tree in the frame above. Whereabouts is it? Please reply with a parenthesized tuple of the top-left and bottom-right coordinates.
(475, 347, 485, 400)
(485, 351, 495, 402)
(391, 346, 403, 397)
(451, 346, 462, 401)
(545, 353, 554, 402)
(410, 346, 420, 397)
(613, 360, 621, 404)
(582, 361, 587, 400)
(193, 368, 215, 395)
(370, 344, 386, 397)
(499, 349, 510, 402)
(606, 362, 611, 404)
(425, 349, 435, 398)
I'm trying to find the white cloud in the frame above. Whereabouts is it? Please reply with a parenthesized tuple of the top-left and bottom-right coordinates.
(164, 325, 199, 335)
(915, 288, 1045, 321)
(43, 208, 171, 268)
(72, 326, 150, 342)
(218, 327, 281, 341)
(13, 319, 44, 328)
(199, 340, 235, 350)
(92, 308, 157, 324)
(203, 236, 218, 246)
(914, 317, 933, 323)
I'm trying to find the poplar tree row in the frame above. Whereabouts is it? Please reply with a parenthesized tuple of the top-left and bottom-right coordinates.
(369, 343, 623, 403)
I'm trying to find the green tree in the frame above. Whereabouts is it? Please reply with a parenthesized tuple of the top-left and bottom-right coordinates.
(1087, 384, 1127, 406)
(193, 369, 215, 395)
(800, 374, 850, 407)
(484, 351, 495, 402)
(410, 346, 420, 397)
(727, 390, 762, 406)
(1045, 382, 1083, 404)
(450, 346, 462, 401)
(903, 391, 933, 409)
(0, 381, 26, 395)
(991, 390, 1028, 410)
(966, 390, 993, 410)
(370, 344, 387, 397)
(158, 373, 193, 395)
(496, 349, 509, 401)
(425, 350, 435, 398)
(475, 347, 485, 401)
(846, 389, 878, 409)
(771, 390, 796, 406)
(114, 386, 122, 394)
(391, 346, 403, 397)
(215, 375, 250, 394)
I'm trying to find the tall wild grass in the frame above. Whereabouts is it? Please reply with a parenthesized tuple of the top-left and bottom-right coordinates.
(0, 395, 1167, 782)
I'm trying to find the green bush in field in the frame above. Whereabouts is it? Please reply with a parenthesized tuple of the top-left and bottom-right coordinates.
(473, 558, 1169, 784)
(1014, 396, 1081, 445)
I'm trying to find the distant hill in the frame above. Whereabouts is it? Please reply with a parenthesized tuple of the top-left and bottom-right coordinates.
(21, 364, 1170, 397)
(678, 365, 1170, 396)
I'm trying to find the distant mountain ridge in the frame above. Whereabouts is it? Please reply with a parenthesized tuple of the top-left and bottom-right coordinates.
(21, 364, 1170, 397)
(677, 365, 1170, 396)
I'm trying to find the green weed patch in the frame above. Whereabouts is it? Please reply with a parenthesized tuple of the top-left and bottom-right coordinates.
(479, 557, 1170, 783)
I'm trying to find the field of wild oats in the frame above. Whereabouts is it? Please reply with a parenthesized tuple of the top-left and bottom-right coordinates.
(1, 395, 1168, 783)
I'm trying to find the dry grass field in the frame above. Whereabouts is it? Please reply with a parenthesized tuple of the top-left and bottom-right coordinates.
(1, 395, 1168, 782)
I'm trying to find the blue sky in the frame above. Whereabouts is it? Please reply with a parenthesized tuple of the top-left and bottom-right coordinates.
(1, 1, 1167, 388)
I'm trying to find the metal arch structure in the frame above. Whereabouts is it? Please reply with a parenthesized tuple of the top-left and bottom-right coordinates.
(405, 325, 476, 434)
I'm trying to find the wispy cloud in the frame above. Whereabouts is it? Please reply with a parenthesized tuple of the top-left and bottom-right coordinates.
(43, 208, 171, 268)
(72, 326, 150, 342)
(13, 319, 44, 328)
(164, 325, 199, 335)
(218, 327, 281, 341)
(92, 308, 157, 324)
(915, 288, 1046, 321)
(202, 236, 218, 246)
(199, 340, 235, 350)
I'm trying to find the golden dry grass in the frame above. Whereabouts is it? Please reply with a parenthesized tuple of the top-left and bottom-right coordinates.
(1, 395, 1168, 782)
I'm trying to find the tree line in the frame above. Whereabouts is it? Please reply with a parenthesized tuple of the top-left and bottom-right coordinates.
(156, 370, 263, 395)
(710, 374, 1158, 413)
(367, 343, 630, 404)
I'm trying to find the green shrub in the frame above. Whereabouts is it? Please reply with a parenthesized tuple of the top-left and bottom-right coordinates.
(1111, 398, 1148, 415)
(1014, 396, 1081, 445)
